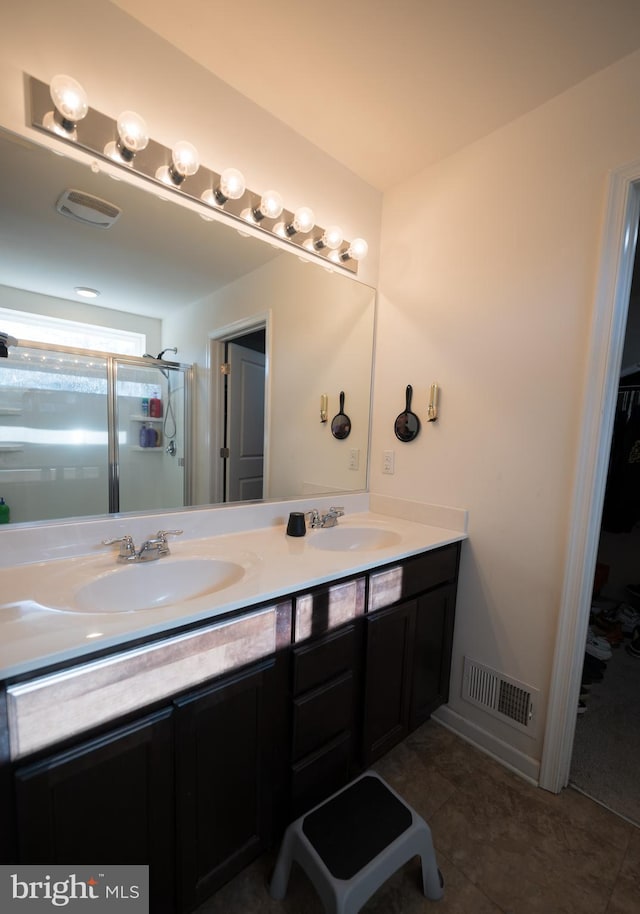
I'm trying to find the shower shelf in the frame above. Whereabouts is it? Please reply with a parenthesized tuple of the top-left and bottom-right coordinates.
(131, 446, 163, 452)
(130, 416, 163, 422)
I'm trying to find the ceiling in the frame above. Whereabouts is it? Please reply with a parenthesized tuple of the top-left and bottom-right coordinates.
(111, 0, 640, 190)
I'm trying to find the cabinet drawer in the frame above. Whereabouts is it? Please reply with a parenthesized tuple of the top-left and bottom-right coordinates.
(292, 673, 353, 761)
(292, 624, 357, 696)
(294, 577, 365, 642)
(369, 543, 459, 611)
(290, 733, 351, 818)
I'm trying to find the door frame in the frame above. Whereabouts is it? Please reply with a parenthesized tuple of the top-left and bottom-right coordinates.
(208, 312, 271, 505)
(540, 160, 640, 791)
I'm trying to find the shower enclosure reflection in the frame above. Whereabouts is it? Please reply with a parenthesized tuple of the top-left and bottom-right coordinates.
(0, 342, 191, 523)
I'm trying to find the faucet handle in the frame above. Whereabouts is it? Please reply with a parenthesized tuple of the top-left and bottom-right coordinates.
(328, 506, 345, 516)
(102, 534, 135, 557)
(151, 529, 183, 554)
(305, 509, 320, 527)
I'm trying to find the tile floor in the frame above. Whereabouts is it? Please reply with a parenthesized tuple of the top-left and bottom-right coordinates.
(196, 720, 639, 914)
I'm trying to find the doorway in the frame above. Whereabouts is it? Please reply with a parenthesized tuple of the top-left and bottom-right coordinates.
(540, 160, 640, 794)
(223, 332, 265, 502)
(567, 244, 640, 824)
(208, 315, 269, 505)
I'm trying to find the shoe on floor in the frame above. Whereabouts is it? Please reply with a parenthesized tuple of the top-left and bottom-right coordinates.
(626, 626, 640, 658)
(616, 602, 640, 634)
(593, 620, 624, 646)
(584, 651, 607, 668)
(582, 656, 604, 683)
(577, 700, 587, 715)
(592, 604, 622, 627)
(585, 630, 613, 661)
(583, 654, 606, 678)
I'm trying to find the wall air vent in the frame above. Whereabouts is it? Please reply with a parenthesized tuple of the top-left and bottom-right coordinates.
(55, 189, 121, 228)
(462, 657, 538, 737)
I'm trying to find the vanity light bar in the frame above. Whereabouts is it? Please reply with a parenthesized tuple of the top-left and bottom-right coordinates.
(27, 75, 366, 275)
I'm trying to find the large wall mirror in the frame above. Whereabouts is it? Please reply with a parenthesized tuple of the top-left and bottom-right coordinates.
(0, 127, 376, 526)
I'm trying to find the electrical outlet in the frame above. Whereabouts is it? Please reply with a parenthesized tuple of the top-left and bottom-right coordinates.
(349, 448, 360, 470)
(383, 450, 395, 474)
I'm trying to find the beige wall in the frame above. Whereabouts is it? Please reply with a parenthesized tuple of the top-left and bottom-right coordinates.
(162, 255, 375, 504)
(372, 48, 640, 771)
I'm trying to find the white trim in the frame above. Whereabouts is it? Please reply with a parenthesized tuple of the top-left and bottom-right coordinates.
(539, 161, 640, 793)
(433, 706, 540, 785)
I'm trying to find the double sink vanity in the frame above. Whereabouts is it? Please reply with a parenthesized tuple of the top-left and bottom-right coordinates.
(0, 495, 466, 912)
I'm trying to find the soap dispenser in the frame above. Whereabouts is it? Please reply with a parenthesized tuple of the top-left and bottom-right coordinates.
(0, 497, 9, 524)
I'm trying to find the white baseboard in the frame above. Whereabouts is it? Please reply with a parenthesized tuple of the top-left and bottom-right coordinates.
(432, 705, 541, 787)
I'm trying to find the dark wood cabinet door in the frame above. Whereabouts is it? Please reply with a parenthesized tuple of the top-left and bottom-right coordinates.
(362, 600, 416, 765)
(174, 660, 275, 913)
(410, 583, 457, 729)
(14, 708, 175, 913)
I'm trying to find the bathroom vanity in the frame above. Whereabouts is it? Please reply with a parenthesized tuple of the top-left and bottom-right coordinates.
(0, 504, 465, 913)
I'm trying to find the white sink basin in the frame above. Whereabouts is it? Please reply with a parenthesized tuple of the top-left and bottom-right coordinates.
(309, 526, 402, 552)
(44, 557, 246, 614)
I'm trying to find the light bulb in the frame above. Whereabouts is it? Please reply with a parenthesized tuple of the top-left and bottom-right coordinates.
(104, 110, 149, 164)
(219, 168, 246, 201)
(342, 237, 369, 261)
(314, 225, 343, 251)
(202, 168, 246, 207)
(157, 141, 200, 185)
(50, 74, 88, 123)
(117, 111, 149, 154)
(44, 74, 88, 137)
(172, 141, 199, 176)
(286, 206, 315, 236)
(254, 189, 283, 221)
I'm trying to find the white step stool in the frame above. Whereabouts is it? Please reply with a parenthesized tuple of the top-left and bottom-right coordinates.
(269, 770, 444, 913)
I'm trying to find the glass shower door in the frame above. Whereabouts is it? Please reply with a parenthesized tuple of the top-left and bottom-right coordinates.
(114, 359, 189, 514)
(0, 345, 109, 523)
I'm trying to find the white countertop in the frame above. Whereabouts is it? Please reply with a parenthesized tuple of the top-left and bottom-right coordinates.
(0, 499, 467, 680)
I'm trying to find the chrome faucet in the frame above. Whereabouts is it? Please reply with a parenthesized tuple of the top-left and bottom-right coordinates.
(102, 529, 183, 563)
(305, 506, 345, 529)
